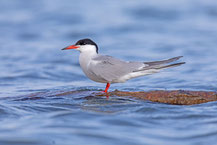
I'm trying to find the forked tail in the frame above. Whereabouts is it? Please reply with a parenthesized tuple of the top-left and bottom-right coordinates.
(156, 62, 185, 69)
(138, 56, 185, 71)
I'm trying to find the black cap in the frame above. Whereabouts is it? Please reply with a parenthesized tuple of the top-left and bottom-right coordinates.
(75, 38, 98, 53)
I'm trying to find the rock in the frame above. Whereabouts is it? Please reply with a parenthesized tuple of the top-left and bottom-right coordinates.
(96, 90, 217, 105)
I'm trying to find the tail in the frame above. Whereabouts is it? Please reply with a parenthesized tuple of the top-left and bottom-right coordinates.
(134, 56, 185, 72)
(156, 62, 185, 69)
(144, 56, 184, 66)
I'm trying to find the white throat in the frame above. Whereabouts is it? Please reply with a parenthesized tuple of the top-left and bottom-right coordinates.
(78, 45, 98, 74)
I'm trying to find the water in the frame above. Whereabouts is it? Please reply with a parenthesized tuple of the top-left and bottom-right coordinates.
(0, 0, 217, 145)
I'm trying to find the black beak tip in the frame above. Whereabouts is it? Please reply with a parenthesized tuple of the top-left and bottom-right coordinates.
(61, 48, 66, 50)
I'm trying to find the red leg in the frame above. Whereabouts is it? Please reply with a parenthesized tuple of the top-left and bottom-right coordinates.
(104, 83, 110, 93)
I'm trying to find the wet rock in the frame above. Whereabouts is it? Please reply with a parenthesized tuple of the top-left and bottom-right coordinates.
(96, 90, 217, 105)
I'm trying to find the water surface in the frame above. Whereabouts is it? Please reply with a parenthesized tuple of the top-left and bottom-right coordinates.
(0, 0, 217, 145)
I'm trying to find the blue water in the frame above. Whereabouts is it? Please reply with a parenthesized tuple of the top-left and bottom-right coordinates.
(0, 0, 217, 145)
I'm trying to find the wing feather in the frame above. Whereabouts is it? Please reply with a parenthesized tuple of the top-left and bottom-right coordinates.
(89, 55, 184, 82)
(143, 56, 183, 65)
(89, 55, 144, 82)
(133, 56, 184, 72)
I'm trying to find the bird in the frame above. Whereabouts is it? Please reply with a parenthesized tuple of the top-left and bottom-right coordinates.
(62, 38, 185, 93)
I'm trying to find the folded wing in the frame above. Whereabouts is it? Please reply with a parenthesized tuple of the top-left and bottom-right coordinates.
(89, 55, 144, 82)
(89, 55, 185, 82)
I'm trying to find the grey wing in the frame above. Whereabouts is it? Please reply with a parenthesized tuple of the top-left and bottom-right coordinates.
(143, 56, 183, 66)
(134, 56, 185, 72)
(89, 55, 144, 82)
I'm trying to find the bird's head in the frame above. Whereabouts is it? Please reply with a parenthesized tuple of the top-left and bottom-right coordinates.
(62, 38, 98, 54)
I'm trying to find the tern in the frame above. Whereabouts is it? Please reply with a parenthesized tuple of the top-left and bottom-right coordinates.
(62, 38, 185, 93)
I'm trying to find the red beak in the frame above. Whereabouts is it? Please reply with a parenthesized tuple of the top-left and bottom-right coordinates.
(62, 45, 80, 50)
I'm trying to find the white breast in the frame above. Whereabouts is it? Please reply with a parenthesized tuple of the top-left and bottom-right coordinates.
(79, 52, 107, 83)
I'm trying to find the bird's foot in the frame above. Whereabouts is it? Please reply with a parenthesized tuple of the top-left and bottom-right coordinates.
(95, 90, 108, 95)
(97, 91, 109, 99)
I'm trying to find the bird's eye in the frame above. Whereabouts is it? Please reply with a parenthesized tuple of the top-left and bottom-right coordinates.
(80, 42, 86, 45)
